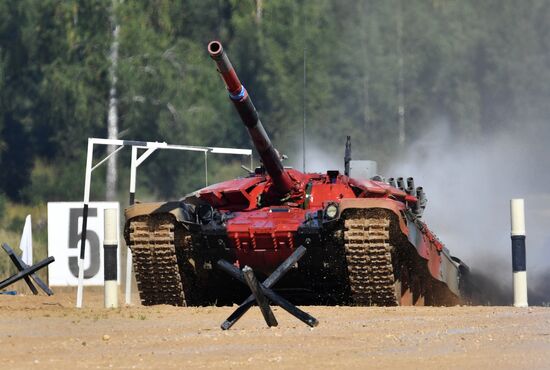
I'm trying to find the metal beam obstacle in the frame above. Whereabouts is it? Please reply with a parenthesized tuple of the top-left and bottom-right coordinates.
(217, 246, 319, 329)
(0, 243, 54, 294)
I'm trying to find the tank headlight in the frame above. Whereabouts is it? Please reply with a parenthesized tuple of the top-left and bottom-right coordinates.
(325, 204, 338, 219)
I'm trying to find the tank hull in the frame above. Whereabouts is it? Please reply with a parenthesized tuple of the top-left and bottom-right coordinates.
(125, 196, 465, 306)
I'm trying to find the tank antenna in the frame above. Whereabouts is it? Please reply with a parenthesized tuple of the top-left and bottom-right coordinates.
(302, 9, 307, 173)
(302, 46, 307, 172)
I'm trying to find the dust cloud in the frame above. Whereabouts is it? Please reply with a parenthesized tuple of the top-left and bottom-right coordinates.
(387, 121, 550, 305)
(286, 121, 550, 305)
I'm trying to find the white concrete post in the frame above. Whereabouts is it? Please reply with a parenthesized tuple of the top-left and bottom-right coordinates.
(104, 208, 119, 308)
(510, 199, 528, 307)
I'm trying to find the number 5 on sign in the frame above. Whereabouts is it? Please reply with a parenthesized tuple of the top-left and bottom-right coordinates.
(68, 207, 100, 279)
(47, 202, 119, 286)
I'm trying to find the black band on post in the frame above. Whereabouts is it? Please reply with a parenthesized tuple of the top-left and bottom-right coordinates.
(79, 204, 89, 259)
(103, 244, 118, 281)
(511, 235, 526, 272)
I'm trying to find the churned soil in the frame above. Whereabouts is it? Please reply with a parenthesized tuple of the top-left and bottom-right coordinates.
(0, 291, 549, 369)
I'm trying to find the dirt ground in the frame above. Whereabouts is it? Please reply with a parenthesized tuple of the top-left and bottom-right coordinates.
(0, 290, 549, 369)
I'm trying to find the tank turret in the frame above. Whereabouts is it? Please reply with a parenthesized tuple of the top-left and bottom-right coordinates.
(207, 41, 293, 196)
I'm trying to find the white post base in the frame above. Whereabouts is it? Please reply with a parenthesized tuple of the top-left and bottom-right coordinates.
(513, 271, 528, 307)
(104, 280, 119, 308)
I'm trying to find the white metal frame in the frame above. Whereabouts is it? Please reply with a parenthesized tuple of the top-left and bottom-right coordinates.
(76, 137, 253, 308)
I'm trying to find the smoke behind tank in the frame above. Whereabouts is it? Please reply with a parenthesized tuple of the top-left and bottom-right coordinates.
(349, 160, 378, 179)
(388, 120, 550, 306)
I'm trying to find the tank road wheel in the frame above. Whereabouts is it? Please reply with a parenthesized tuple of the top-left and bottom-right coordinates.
(343, 214, 398, 306)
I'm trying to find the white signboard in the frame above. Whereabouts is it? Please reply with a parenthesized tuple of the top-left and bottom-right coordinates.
(47, 202, 120, 286)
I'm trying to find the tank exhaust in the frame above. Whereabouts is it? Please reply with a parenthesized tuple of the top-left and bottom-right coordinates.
(406, 177, 415, 195)
(415, 186, 427, 217)
(396, 177, 406, 192)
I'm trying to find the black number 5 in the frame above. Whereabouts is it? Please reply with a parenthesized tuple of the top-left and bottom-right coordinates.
(68, 208, 100, 278)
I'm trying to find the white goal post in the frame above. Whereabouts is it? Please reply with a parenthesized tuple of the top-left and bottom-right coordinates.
(76, 137, 253, 308)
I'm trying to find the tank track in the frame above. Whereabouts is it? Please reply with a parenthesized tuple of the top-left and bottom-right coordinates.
(128, 215, 187, 306)
(343, 215, 398, 306)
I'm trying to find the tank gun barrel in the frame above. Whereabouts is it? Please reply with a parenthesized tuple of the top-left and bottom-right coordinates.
(208, 41, 293, 196)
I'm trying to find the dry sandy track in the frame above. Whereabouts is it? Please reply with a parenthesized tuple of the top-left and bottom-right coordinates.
(1, 292, 549, 369)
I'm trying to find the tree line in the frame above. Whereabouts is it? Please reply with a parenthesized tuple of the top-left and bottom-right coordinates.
(1, 0, 548, 204)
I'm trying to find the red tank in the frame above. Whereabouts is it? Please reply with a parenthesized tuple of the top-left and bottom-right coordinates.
(124, 41, 469, 306)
